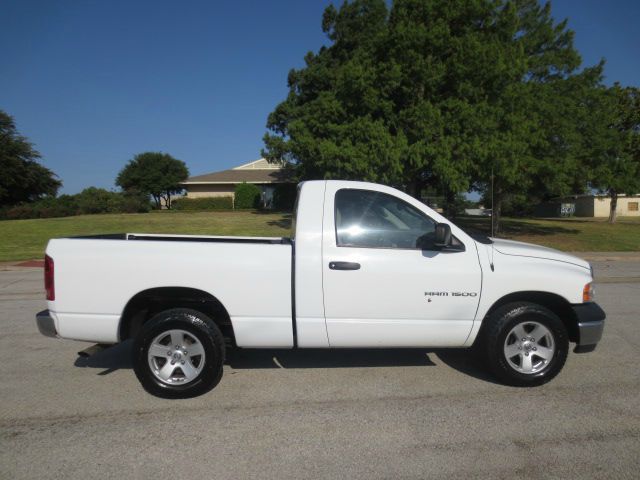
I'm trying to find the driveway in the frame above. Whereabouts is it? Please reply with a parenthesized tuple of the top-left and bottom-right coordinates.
(1, 258, 639, 479)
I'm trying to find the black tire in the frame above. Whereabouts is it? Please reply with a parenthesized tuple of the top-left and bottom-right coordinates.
(481, 302, 568, 387)
(132, 308, 225, 399)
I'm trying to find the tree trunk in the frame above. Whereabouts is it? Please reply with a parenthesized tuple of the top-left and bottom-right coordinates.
(443, 187, 456, 219)
(608, 189, 618, 224)
(406, 179, 422, 200)
(163, 192, 172, 210)
(152, 194, 161, 210)
(491, 192, 502, 236)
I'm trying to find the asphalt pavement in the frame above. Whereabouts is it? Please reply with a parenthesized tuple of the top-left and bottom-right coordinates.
(1, 258, 639, 479)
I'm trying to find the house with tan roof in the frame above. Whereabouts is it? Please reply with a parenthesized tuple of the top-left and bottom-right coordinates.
(181, 158, 293, 207)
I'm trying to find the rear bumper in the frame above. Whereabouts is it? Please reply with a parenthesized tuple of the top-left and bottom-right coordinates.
(36, 309, 58, 338)
(572, 302, 605, 353)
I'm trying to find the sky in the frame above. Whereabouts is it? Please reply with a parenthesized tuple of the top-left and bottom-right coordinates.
(1, 0, 639, 195)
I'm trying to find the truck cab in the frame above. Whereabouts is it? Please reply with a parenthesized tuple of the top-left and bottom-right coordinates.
(295, 180, 482, 348)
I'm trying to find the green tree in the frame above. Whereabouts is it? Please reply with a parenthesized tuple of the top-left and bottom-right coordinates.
(234, 182, 261, 209)
(263, 0, 602, 234)
(116, 152, 188, 209)
(588, 84, 640, 223)
(0, 110, 61, 206)
(474, 1, 603, 233)
(262, 0, 409, 188)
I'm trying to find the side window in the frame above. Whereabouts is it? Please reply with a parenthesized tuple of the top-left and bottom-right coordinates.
(335, 189, 437, 249)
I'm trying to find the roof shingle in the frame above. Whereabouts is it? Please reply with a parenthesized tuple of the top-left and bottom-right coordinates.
(183, 168, 292, 184)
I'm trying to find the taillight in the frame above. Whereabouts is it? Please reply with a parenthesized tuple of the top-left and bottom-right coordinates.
(45, 254, 55, 300)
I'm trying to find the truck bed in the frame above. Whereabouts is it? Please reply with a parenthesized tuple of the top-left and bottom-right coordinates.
(72, 233, 292, 245)
(46, 234, 294, 347)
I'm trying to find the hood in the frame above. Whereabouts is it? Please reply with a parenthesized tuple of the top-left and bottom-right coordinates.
(489, 238, 590, 270)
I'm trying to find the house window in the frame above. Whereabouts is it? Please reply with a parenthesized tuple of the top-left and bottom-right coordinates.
(628, 202, 639, 212)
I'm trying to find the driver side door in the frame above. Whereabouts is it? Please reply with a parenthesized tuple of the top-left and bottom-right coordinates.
(321, 185, 481, 347)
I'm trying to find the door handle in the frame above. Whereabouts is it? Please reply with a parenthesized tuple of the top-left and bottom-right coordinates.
(329, 261, 361, 271)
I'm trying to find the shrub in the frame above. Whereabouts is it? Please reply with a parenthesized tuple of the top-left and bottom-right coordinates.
(74, 187, 151, 214)
(0, 196, 79, 219)
(75, 187, 116, 214)
(117, 193, 152, 213)
(272, 184, 297, 211)
(234, 183, 261, 209)
(50, 194, 81, 214)
(501, 192, 538, 217)
(0, 188, 151, 220)
(172, 196, 234, 210)
(1, 204, 38, 220)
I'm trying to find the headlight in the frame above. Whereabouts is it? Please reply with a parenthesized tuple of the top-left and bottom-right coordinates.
(583, 282, 594, 302)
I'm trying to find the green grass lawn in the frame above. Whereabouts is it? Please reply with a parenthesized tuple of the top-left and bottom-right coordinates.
(0, 211, 292, 262)
(0, 211, 638, 262)
(455, 216, 640, 252)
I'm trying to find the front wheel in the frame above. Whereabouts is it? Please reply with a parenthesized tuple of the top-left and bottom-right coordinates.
(132, 308, 225, 398)
(482, 302, 568, 387)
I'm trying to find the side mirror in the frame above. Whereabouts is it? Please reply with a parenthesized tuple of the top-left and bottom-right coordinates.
(434, 223, 452, 248)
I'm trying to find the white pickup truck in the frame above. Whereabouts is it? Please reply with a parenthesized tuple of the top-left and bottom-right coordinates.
(37, 180, 605, 398)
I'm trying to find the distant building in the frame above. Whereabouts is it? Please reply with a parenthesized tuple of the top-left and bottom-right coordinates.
(181, 158, 293, 207)
(535, 194, 640, 217)
(464, 206, 491, 216)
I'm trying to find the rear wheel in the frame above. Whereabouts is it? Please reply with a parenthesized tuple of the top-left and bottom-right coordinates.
(132, 308, 225, 398)
(482, 302, 568, 386)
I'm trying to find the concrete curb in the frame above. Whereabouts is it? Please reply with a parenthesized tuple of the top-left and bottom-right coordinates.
(0, 260, 44, 271)
(595, 276, 640, 284)
(2, 252, 639, 274)
(571, 252, 640, 261)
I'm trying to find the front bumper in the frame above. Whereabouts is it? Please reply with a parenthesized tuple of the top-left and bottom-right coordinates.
(36, 310, 58, 338)
(572, 302, 605, 353)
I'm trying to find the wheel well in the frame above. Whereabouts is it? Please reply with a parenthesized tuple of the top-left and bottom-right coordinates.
(119, 287, 235, 344)
(483, 291, 579, 343)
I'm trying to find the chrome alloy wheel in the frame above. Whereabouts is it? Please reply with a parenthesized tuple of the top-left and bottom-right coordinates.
(147, 329, 205, 385)
(503, 321, 555, 374)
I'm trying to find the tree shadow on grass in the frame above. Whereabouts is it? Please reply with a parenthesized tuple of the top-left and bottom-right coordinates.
(74, 342, 501, 385)
(455, 216, 580, 237)
(251, 212, 292, 229)
(250, 210, 293, 215)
